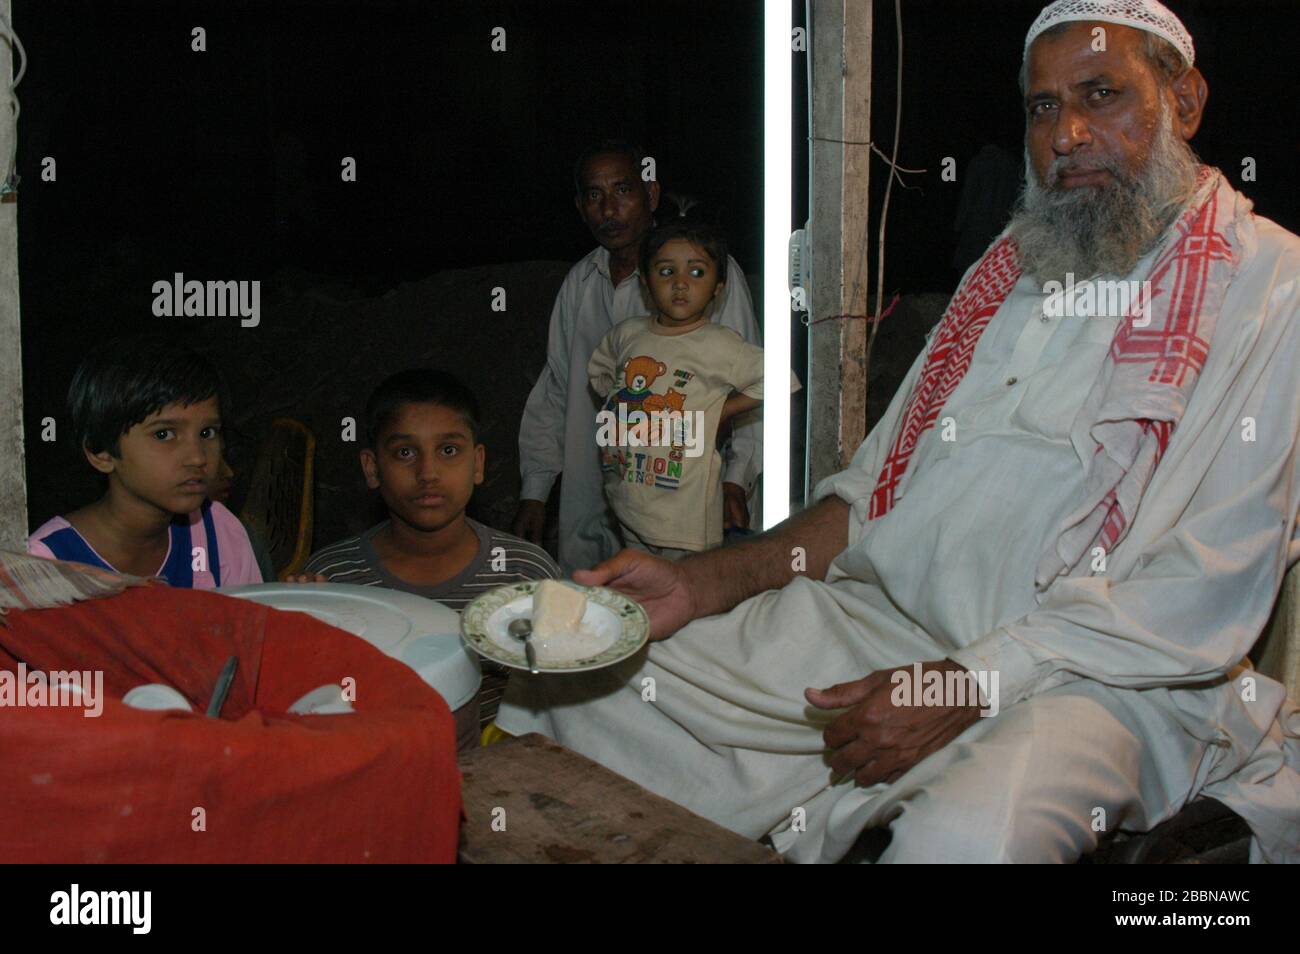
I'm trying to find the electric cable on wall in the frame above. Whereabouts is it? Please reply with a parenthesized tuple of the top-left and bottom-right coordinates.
(0, 11, 27, 197)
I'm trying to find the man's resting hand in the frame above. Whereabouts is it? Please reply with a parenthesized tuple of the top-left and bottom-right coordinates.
(573, 549, 697, 641)
(806, 659, 984, 786)
(512, 498, 547, 544)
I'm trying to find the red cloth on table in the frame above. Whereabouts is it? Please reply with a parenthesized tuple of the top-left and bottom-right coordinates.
(0, 583, 460, 863)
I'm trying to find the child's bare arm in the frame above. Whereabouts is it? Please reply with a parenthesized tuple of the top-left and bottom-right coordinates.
(719, 392, 762, 430)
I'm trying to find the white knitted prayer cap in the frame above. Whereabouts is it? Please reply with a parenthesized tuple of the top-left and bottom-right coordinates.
(1024, 0, 1195, 68)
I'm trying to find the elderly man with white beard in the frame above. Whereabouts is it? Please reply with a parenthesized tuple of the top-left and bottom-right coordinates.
(496, 0, 1300, 863)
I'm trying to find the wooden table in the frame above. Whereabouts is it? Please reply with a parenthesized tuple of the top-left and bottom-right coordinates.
(458, 733, 783, 864)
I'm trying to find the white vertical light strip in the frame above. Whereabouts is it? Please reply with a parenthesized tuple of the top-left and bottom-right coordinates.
(763, 0, 792, 528)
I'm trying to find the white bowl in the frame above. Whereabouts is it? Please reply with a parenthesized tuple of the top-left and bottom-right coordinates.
(123, 684, 193, 713)
(221, 583, 482, 711)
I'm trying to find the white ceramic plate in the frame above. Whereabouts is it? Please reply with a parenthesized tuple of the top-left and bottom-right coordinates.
(460, 580, 650, 673)
(221, 583, 481, 710)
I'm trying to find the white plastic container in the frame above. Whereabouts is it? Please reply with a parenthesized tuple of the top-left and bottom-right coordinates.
(221, 583, 482, 746)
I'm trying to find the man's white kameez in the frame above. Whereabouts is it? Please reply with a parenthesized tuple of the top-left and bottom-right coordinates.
(498, 213, 1300, 863)
(518, 246, 762, 575)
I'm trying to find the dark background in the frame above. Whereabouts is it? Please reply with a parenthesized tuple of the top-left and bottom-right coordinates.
(861, 0, 1299, 291)
(17, 0, 1299, 551)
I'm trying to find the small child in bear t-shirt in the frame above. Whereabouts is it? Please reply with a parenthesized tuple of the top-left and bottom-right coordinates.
(589, 210, 799, 559)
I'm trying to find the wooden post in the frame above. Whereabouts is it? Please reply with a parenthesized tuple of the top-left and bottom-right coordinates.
(808, 0, 871, 493)
(838, 0, 872, 469)
(0, 0, 26, 549)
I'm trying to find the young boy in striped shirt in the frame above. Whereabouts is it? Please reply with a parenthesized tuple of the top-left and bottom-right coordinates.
(295, 369, 559, 730)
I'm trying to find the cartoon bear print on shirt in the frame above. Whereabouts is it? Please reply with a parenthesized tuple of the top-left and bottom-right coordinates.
(607, 355, 668, 411)
(599, 357, 694, 490)
(604, 355, 667, 445)
(604, 356, 695, 449)
(642, 388, 685, 414)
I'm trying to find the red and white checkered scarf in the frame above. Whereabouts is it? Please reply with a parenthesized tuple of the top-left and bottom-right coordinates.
(866, 167, 1256, 587)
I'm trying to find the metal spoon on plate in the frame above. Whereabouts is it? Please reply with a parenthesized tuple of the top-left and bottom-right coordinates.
(508, 618, 540, 674)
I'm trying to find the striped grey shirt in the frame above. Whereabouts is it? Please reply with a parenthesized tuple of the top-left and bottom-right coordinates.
(303, 518, 560, 728)
(303, 517, 559, 607)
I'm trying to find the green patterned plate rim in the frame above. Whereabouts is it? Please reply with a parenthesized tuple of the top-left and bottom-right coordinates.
(459, 581, 650, 673)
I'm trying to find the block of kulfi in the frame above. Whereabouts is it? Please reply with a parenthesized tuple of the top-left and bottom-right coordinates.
(532, 580, 587, 640)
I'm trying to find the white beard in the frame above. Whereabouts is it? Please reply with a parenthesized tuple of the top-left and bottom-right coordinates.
(1007, 99, 1201, 285)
